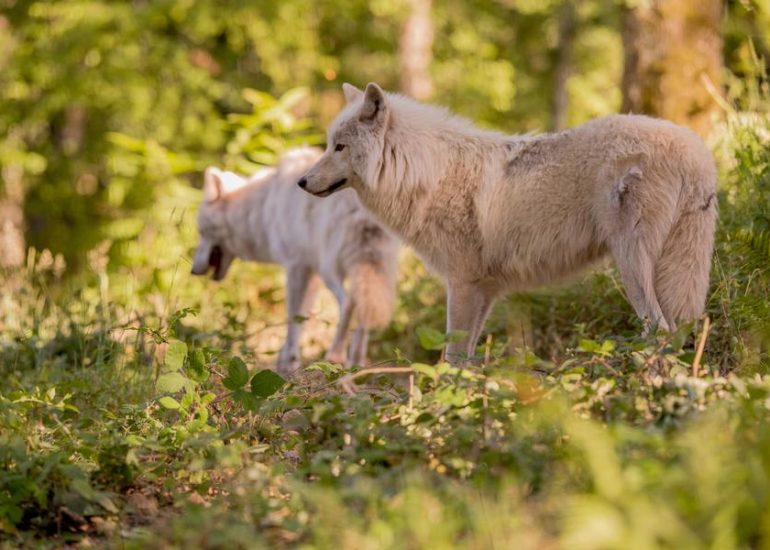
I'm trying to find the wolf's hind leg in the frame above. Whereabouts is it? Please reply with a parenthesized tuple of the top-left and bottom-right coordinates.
(277, 265, 319, 377)
(611, 238, 669, 333)
(609, 164, 673, 333)
(347, 326, 369, 367)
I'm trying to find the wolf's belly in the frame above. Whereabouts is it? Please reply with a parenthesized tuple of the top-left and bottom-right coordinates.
(482, 218, 609, 290)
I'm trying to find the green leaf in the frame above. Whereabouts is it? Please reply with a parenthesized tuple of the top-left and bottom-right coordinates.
(157, 372, 188, 393)
(577, 339, 601, 353)
(223, 357, 249, 390)
(416, 326, 446, 350)
(412, 363, 438, 381)
(188, 349, 210, 382)
(232, 390, 260, 412)
(669, 325, 691, 352)
(158, 396, 181, 410)
(164, 340, 187, 372)
(446, 330, 469, 343)
(599, 340, 616, 355)
(95, 492, 119, 514)
(250, 370, 285, 398)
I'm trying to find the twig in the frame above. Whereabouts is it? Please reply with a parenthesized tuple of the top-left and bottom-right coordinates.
(408, 373, 415, 409)
(596, 357, 621, 377)
(692, 316, 711, 378)
(484, 334, 492, 367)
(642, 334, 672, 373)
(700, 73, 733, 113)
(337, 366, 416, 395)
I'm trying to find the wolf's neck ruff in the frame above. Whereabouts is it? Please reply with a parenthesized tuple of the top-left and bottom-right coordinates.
(354, 98, 512, 256)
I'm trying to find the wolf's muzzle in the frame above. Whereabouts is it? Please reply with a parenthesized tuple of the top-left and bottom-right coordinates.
(310, 178, 348, 197)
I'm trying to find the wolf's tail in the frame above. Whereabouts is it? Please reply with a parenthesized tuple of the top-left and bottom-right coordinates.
(654, 166, 718, 329)
(349, 261, 397, 329)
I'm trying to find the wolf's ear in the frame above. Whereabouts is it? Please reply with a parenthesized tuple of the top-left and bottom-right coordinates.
(342, 82, 363, 104)
(360, 82, 388, 125)
(203, 167, 223, 203)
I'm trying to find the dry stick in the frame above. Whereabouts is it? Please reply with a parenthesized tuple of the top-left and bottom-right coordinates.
(337, 366, 416, 395)
(692, 316, 711, 378)
(483, 334, 492, 441)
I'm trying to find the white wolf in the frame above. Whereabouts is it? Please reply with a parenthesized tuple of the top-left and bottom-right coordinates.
(191, 147, 400, 376)
(299, 83, 717, 361)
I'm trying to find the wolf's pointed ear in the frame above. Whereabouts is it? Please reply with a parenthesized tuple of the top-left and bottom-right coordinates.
(342, 82, 363, 104)
(203, 167, 223, 203)
(360, 82, 388, 125)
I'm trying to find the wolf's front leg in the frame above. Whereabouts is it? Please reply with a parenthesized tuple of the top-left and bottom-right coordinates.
(445, 282, 497, 364)
(324, 279, 354, 364)
(277, 265, 319, 377)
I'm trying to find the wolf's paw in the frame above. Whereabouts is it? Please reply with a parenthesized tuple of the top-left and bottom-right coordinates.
(324, 351, 346, 365)
(641, 317, 670, 337)
(276, 359, 301, 378)
(276, 349, 302, 378)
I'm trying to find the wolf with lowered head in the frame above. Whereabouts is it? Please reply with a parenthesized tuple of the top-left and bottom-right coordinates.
(192, 147, 400, 376)
(298, 83, 717, 362)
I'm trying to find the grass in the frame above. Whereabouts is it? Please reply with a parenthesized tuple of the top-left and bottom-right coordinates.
(2, 105, 770, 549)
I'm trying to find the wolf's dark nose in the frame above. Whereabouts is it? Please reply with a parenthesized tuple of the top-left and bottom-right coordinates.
(297, 177, 307, 189)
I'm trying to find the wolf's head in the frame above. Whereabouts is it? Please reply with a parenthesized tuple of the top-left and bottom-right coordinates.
(190, 167, 243, 281)
(298, 82, 389, 197)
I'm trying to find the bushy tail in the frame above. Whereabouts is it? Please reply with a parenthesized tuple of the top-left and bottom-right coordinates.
(654, 180, 717, 329)
(349, 261, 397, 330)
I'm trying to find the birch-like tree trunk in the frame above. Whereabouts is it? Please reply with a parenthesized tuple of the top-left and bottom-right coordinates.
(0, 165, 26, 269)
(552, 1, 577, 131)
(399, 0, 434, 100)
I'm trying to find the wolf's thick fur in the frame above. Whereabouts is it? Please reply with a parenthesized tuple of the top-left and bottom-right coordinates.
(192, 147, 399, 376)
(300, 83, 717, 361)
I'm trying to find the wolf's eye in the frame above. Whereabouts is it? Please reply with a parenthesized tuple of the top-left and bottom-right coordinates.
(334, 143, 346, 152)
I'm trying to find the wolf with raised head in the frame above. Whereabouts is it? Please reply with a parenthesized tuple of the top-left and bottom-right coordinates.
(298, 83, 717, 361)
(192, 147, 400, 376)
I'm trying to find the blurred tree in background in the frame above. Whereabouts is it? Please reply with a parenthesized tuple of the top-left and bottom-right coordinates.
(0, 0, 768, 270)
(621, 0, 724, 136)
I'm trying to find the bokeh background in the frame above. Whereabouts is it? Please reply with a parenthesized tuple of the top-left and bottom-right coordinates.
(1, 0, 766, 267)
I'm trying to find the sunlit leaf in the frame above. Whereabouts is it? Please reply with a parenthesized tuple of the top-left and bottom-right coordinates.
(164, 340, 187, 372)
(158, 396, 181, 410)
(156, 372, 187, 393)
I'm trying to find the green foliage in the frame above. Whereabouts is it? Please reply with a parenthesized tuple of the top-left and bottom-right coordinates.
(5, 257, 770, 547)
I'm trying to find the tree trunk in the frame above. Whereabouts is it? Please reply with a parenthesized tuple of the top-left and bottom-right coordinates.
(621, 0, 724, 136)
(399, 0, 434, 100)
(0, 165, 26, 269)
(0, 15, 25, 270)
(552, 1, 577, 131)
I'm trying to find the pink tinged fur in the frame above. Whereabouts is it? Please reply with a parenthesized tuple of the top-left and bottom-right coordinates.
(193, 147, 400, 376)
(301, 83, 717, 361)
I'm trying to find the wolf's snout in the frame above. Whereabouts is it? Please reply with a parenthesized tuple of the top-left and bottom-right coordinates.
(297, 177, 307, 189)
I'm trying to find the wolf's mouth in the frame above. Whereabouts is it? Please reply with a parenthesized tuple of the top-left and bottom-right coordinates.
(311, 178, 348, 197)
(209, 245, 225, 281)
